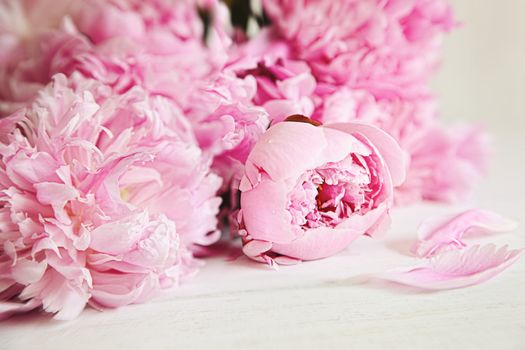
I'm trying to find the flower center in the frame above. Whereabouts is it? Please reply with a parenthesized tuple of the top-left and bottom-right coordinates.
(120, 187, 131, 202)
(287, 153, 381, 229)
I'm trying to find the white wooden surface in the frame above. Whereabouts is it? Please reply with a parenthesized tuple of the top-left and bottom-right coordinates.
(1, 130, 524, 349)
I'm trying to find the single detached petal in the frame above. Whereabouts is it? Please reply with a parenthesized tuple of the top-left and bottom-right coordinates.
(380, 244, 523, 290)
(414, 209, 519, 258)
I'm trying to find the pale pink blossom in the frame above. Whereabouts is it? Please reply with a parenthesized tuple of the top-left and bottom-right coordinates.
(0, 0, 74, 62)
(0, 0, 231, 115)
(413, 209, 518, 258)
(232, 17, 487, 205)
(234, 0, 488, 205)
(238, 118, 405, 265)
(396, 123, 490, 203)
(262, 0, 455, 88)
(186, 72, 269, 186)
(314, 86, 436, 140)
(70, 0, 231, 106)
(0, 0, 265, 191)
(73, 0, 231, 56)
(236, 58, 316, 124)
(0, 74, 221, 319)
(88, 212, 198, 309)
(381, 244, 523, 290)
(0, 0, 77, 115)
(228, 32, 316, 123)
(312, 86, 489, 204)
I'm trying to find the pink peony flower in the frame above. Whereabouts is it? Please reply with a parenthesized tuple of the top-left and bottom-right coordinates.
(229, 7, 487, 205)
(185, 72, 270, 187)
(395, 123, 490, 203)
(0, 0, 231, 115)
(88, 211, 198, 309)
(0, 0, 77, 115)
(262, 0, 455, 88)
(0, 0, 266, 191)
(0, 0, 268, 215)
(311, 86, 489, 204)
(0, 74, 221, 319)
(0, 0, 74, 63)
(73, 0, 231, 56)
(70, 0, 231, 106)
(237, 117, 406, 265)
(236, 57, 316, 124)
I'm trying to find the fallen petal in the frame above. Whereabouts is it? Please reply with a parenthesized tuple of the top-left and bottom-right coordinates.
(381, 244, 523, 290)
(414, 209, 518, 258)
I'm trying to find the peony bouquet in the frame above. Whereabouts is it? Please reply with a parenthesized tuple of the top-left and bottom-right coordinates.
(0, 0, 520, 320)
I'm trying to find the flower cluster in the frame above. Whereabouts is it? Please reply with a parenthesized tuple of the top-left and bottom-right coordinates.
(232, 0, 487, 203)
(0, 0, 514, 321)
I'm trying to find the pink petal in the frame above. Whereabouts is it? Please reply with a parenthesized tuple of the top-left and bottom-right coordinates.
(19, 269, 89, 320)
(271, 204, 387, 260)
(119, 166, 163, 188)
(325, 122, 407, 187)
(272, 205, 385, 262)
(32, 238, 61, 258)
(271, 226, 362, 260)
(12, 259, 48, 285)
(263, 99, 313, 124)
(89, 213, 147, 255)
(6, 152, 60, 191)
(414, 209, 519, 258)
(90, 272, 158, 308)
(381, 244, 523, 290)
(33, 180, 78, 205)
(336, 203, 389, 236)
(0, 299, 41, 321)
(321, 127, 372, 161)
(277, 72, 316, 100)
(240, 175, 298, 244)
(52, 288, 90, 321)
(273, 256, 301, 265)
(242, 239, 273, 257)
(240, 121, 327, 190)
